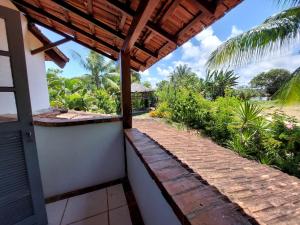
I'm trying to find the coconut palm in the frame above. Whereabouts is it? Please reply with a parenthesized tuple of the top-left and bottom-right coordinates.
(204, 70, 239, 100)
(72, 50, 119, 91)
(206, 0, 300, 104)
(273, 67, 300, 104)
(207, 6, 300, 68)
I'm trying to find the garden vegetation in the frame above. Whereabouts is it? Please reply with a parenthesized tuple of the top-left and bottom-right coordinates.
(151, 65, 300, 177)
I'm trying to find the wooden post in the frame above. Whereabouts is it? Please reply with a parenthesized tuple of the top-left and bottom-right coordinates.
(120, 50, 132, 128)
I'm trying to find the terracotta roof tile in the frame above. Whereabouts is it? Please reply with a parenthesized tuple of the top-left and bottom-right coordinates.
(133, 119, 300, 225)
(125, 127, 252, 225)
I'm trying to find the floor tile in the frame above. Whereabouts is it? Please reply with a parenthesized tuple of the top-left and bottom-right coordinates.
(46, 199, 67, 225)
(109, 205, 132, 225)
(61, 189, 108, 225)
(71, 212, 108, 225)
(107, 184, 127, 210)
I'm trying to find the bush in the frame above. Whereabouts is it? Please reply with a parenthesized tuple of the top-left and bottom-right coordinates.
(150, 101, 171, 118)
(205, 97, 240, 145)
(169, 89, 211, 129)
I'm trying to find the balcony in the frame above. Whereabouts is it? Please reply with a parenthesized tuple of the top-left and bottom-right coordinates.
(25, 110, 299, 225)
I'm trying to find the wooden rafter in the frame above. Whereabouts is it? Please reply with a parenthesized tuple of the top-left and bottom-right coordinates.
(11, 0, 242, 72)
(119, 13, 126, 31)
(87, 0, 93, 15)
(194, 0, 218, 16)
(159, 0, 181, 24)
(31, 37, 71, 55)
(27, 17, 140, 71)
(122, 0, 160, 52)
(176, 12, 205, 41)
(49, 0, 158, 58)
(107, 0, 177, 46)
(12, 0, 145, 67)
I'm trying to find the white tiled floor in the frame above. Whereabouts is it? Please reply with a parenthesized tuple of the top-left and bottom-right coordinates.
(46, 184, 132, 225)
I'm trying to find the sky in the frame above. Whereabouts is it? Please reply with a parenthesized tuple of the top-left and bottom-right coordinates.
(44, 0, 300, 87)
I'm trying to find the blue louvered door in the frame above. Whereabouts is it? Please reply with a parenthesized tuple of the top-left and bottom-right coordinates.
(0, 5, 47, 225)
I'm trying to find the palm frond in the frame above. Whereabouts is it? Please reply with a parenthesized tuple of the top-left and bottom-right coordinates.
(207, 7, 300, 69)
(273, 68, 300, 104)
(71, 50, 90, 71)
(276, 0, 300, 6)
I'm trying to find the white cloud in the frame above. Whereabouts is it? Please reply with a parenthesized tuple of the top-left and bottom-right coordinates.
(228, 25, 243, 39)
(156, 66, 173, 77)
(179, 26, 222, 77)
(144, 76, 159, 87)
(236, 53, 300, 85)
(153, 24, 300, 85)
(181, 41, 201, 60)
(141, 69, 149, 76)
(195, 27, 222, 51)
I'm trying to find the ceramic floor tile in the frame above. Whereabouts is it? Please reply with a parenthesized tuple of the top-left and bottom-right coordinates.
(61, 189, 108, 225)
(109, 205, 132, 225)
(71, 212, 108, 225)
(46, 199, 67, 225)
(107, 184, 127, 210)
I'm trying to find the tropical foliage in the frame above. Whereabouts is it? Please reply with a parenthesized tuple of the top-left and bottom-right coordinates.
(151, 64, 300, 177)
(204, 70, 239, 100)
(207, 7, 300, 69)
(250, 69, 292, 96)
(47, 68, 118, 114)
(274, 67, 300, 104)
(207, 1, 300, 104)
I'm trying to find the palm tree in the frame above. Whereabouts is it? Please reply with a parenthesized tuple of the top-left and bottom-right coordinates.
(169, 64, 203, 92)
(72, 50, 119, 91)
(273, 67, 300, 104)
(206, 0, 300, 104)
(204, 70, 239, 100)
(207, 6, 300, 68)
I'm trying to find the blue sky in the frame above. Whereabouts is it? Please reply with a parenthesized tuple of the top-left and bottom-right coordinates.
(44, 0, 300, 87)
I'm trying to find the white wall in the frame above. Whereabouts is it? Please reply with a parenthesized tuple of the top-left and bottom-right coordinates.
(126, 140, 182, 225)
(35, 122, 125, 198)
(0, 0, 50, 114)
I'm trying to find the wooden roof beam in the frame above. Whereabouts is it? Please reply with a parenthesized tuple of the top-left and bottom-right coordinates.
(28, 18, 140, 71)
(12, 1, 146, 67)
(13, 1, 120, 51)
(87, 0, 93, 15)
(107, 0, 177, 46)
(49, 0, 157, 58)
(194, 0, 218, 16)
(122, 0, 160, 52)
(31, 37, 71, 55)
(159, 0, 181, 25)
(119, 13, 126, 31)
(176, 13, 205, 42)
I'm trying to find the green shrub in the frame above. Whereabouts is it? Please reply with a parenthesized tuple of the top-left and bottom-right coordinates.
(150, 101, 171, 118)
(170, 89, 211, 129)
(205, 97, 240, 145)
(94, 89, 117, 114)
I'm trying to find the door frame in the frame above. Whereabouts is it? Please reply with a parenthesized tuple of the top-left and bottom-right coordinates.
(0, 5, 47, 225)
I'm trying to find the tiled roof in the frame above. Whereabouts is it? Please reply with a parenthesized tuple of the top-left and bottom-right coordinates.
(133, 119, 300, 225)
(125, 128, 252, 225)
(131, 83, 154, 93)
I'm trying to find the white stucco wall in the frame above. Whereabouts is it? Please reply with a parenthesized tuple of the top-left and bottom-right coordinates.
(0, 0, 50, 114)
(34, 122, 125, 198)
(126, 140, 182, 225)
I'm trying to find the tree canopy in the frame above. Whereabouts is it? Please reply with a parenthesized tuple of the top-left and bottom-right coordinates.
(250, 69, 292, 96)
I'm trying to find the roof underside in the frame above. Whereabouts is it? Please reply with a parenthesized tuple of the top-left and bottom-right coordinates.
(28, 23, 69, 68)
(12, 0, 242, 71)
